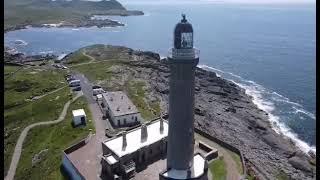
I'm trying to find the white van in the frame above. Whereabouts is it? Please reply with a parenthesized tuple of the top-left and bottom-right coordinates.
(69, 79, 81, 87)
(93, 88, 105, 96)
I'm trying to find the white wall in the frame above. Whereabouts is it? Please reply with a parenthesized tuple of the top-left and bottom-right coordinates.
(62, 153, 84, 180)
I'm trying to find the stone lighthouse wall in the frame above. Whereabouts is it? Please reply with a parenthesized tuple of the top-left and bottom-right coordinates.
(167, 58, 199, 170)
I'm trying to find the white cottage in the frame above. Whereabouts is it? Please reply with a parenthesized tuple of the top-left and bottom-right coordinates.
(102, 91, 141, 127)
(72, 109, 86, 126)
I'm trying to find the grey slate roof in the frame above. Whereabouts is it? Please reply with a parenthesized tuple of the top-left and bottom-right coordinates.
(102, 91, 139, 117)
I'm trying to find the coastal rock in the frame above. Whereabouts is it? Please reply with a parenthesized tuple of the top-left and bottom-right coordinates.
(288, 156, 313, 173)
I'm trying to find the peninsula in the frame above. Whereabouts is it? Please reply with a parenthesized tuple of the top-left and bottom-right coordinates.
(4, 44, 316, 179)
(4, 0, 144, 33)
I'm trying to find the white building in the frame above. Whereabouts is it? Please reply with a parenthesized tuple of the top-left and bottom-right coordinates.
(102, 91, 142, 127)
(72, 109, 86, 126)
(101, 118, 168, 179)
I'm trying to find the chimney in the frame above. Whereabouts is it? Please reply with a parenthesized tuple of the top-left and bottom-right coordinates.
(117, 107, 120, 111)
(141, 123, 148, 142)
(160, 117, 164, 134)
(122, 132, 127, 151)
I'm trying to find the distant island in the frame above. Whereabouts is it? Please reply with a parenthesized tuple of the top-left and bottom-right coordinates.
(4, 0, 144, 32)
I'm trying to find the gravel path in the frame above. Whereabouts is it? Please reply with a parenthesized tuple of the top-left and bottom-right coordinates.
(5, 92, 83, 180)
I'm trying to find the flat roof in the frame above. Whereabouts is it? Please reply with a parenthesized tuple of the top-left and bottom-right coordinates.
(162, 154, 205, 179)
(102, 91, 139, 117)
(72, 109, 86, 117)
(106, 155, 118, 165)
(103, 119, 168, 157)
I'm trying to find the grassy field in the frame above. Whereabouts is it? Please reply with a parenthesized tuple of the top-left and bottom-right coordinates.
(126, 81, 161, 121)
(4, 65, 69, 177)
(65, 51, 91, 65)
(71, 61, 115, 82)
(14, 96, 94, 180)
(209, 156, 227, 180)
(70, 47, 161, 121)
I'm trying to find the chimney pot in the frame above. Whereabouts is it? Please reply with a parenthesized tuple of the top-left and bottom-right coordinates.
(141, 123, 148, 142)
(122, 132, 127, 151)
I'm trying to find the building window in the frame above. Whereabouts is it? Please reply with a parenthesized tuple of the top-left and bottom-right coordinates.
(124, 119, 126, 124)
(118, 120, 120, 126)
(135, 116, 137, 121)
(150, 149, 152, 155)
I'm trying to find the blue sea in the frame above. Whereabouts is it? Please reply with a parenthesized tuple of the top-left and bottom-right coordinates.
(4, 2, 316, 152)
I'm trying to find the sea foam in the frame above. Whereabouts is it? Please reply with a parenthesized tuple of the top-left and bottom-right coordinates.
(198, 64, 316, 154)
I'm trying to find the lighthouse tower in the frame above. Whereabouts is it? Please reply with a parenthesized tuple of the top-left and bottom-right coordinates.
(160, 14, 208, 180)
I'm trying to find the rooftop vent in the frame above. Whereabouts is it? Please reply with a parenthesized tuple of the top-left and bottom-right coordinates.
(116, 107, 120, 111)
(128, 106, 131, 110)
(110, 97, 113, 101)
(141, 123, 148, 142)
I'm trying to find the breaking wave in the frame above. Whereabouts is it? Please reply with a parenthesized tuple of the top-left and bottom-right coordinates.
(14, 39, 28, 46)
(197, 64, 316, 154)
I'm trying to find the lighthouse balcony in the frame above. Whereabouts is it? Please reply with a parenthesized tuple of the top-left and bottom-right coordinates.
(168, 48, 200, 60)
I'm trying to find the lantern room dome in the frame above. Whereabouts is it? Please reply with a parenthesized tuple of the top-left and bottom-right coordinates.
(174, 14, 194, 49)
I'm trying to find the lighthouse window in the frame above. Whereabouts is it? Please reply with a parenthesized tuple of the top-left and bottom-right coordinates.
(181, 32, 193, 48)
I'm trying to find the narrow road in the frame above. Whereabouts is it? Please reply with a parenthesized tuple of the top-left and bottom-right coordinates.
(5, 92, 83, 180)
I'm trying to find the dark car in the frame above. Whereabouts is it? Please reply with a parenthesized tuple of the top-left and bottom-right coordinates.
(72, 86, 82, 91)
(92, 85, 102, 89)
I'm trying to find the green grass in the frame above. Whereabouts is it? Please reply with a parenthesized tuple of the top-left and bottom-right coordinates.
(209, 156, 227, 180)
(275, 170, 289, 180)
(126, 81, 160, 121)
(71, 61, 115, 82)
(4, 65, 69, 177)
(4, 88, 71, 177)
(4, 66, 67, 109)
(65, 51, 91, 65)
(14, 96, 94, 180)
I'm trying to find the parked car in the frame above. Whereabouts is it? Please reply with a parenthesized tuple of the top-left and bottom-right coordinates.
(92, 85, 102, 89)
(72, 86, 82, 91)
(93, 88, 105, 96)
(61, 65, 68, 69)
(69, 80, 81, 87)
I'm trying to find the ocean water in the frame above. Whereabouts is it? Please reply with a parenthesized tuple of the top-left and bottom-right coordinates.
(4, 3, 316, 152)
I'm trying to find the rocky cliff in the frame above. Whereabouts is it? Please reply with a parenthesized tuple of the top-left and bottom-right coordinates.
(86, 45, 316, 179)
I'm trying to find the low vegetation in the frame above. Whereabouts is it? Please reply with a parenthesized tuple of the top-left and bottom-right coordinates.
(209, 156, 227, 180)
(14, 97, 94, 180)
(275, 170, 289, 180)
(126, 81, 160, 121)
(65, 52, 91, 65)
(4, 65, 68, 177)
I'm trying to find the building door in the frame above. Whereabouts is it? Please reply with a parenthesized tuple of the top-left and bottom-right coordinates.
(81, 116, 86, 125)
